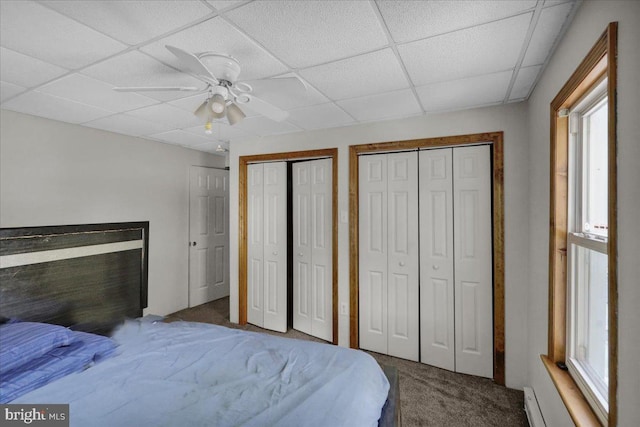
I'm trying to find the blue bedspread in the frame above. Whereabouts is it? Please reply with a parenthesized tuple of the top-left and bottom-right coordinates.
(15, 321, 389, 427)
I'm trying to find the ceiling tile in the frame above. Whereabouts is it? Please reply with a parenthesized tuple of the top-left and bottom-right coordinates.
(38, 74, 158, 113)
(2, 91, 113, 124)
(206, 1, 247, 12)
(183, 122, 254, 140)
(509, 65, 542, 100)
(126, 103, 202, 129)
(141, 17, 288, 81)
(415, 71, 512, 113)
(522, 2, 574, 67)
(299, 49, 409, 101)
(378, 0, 537, 43)
(0, 1, 126, 69)
(149, 129, 215, 147)
(41, 1, 213, 46)
(0, 47, 68, 89)
(287, 103, 355, 130)
(399, 13, 532, 86)
(235, 116, 300, 136)
(242, 74, 329, 110)
(81, 51, 205, 102)
(83, 113, 174, 137)
(0, 81, 26, 103)
(226, 1, 388, 68)
(337, 89, 422, 122)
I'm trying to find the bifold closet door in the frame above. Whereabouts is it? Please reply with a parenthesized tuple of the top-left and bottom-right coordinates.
(453, 145, 493, 378)
(247, 162, 287, 333)
(292, 159, 332, 341)
(419, 148, 455, 371)
(359, 152, 419, 361)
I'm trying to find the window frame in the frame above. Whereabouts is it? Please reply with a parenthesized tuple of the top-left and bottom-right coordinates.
(544, 22, 617, 427)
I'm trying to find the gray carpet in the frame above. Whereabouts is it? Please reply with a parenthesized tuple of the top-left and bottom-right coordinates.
(165, 298, 527, 427)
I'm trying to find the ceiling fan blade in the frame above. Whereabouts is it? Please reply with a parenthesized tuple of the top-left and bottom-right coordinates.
(240, 94, 289, 122)
(239, 76, 307, 96)
(165, 45, 219, 85)
(113, 86, 200, 92)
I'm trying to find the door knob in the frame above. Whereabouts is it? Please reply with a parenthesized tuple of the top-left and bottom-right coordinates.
(399, 261, 405, 267)
(192, 242, 197, 247)
(298, 252, 303, 257)
(433, 265, 439, 270)
(273, 251, 278, 255)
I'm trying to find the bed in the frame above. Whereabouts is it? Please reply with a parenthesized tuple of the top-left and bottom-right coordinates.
(0, 223, 399, 426)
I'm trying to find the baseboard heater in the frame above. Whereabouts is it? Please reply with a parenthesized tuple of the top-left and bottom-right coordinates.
(523, 386, 546, 427)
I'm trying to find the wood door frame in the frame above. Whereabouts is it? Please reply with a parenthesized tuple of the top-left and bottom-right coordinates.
(238, 148, 339, 345)
(349, 132, 505, 386)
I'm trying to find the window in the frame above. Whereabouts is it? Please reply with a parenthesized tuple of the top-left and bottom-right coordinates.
(546, 22, 617, 427)
(567, 80, 609, 424)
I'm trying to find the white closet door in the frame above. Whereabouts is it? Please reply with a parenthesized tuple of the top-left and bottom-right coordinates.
(359, 154, 388, 354)
(247, 164, 264, 327)
(387, 152, 419, 361)
(310, 158, 332, 341)
(453, 146, 493, 378)
(419, 149, 455, 370)
(293, 161, 312, 335)
(262, 162, 288, 333)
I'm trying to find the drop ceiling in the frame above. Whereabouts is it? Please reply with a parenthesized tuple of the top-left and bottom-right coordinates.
(0, 0, 578, 155)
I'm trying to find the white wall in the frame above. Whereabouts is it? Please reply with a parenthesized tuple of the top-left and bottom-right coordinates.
(0, 110, 226, 316)
(228, 102, 530, 389)
(527, 1, 640, 425)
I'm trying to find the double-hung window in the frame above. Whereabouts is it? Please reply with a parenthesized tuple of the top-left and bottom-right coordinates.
(566, 79, 609, 424)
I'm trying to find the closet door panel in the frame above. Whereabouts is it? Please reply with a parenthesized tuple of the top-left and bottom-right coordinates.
(358, 154, 388, 354)
(453, 146, 493, 378)
(292, 162, 312, 335)
(419, 149, 455, 370)
(247, 164, 264, 327)
(387, 152, 419, 362)
(262, 162, 288, 333)
(310, 159, 332, 341)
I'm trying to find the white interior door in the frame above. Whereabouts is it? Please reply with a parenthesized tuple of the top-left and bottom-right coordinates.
(262, 162, 288, 333)
(419, 148, 455, 370)
(453, 145, 493, 378)
(189, 166, 229, 307)
(247, 163, 265, 327)
(386, 152, 419, 361)
(293, 159, 333, 341)
(359, 154, 388, 355)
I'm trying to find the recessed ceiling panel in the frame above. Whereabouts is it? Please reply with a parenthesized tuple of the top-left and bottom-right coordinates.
(226, 1, 388, 68)
(2, 91, 112, 124)
(522, 2, 574, 67)
(0, 47, 68, 89)
(0, 81, 26, 103)
(416, 71, 512, 113)
(337, 89, 422, 122)
(287, 103, 354, 130)
(235, 116, 300, 136)
(81, 51, 205, 102)
(378, 0, 537, 43)
(41, 1, 213, 46)
(84, 113, 175, 137)
(299, 49, 409, 101)
(126, 103, 202, 129)
(150, 129, 215, 147)
(0, 1, 126, 69)
(509, 65, 542, 100)
(141, 17, 288, 81)
(399, 13, 532, 86)
(38, 74, 159, 113)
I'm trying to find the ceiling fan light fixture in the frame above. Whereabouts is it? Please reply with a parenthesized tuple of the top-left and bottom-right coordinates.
(194, 99, 211, 120)
(226, 102, 246, 125)
(210, 93, 226, 114)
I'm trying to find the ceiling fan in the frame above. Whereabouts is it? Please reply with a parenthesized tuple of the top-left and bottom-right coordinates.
(113, 45, 306, 131)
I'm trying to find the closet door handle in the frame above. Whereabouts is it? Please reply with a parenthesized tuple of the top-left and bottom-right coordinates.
(273, 251, 278, 256)
(399, 261, 405, 267)
(433, 265, 439, 270)
(298, 252, 303, 257)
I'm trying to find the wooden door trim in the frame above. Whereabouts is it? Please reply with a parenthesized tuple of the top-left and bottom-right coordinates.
(239, 148, 339, 345)
(349, 132, 505, 385)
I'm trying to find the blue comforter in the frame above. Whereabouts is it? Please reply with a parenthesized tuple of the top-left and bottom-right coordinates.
(15, 321, 389, 427)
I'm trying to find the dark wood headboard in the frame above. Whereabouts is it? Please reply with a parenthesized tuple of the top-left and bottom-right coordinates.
(0, 222, 149, 334)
